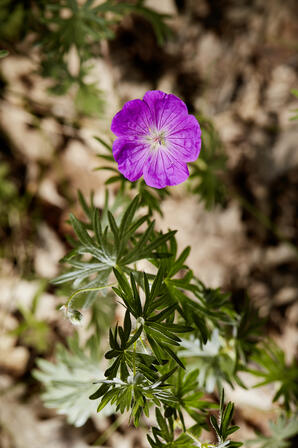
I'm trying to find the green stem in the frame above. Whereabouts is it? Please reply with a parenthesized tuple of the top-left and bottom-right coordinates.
(93, 414, 127, 446)
(133, 341, 137, 376)
(66, 284, 116, 309)
(139, 336, 149, 354)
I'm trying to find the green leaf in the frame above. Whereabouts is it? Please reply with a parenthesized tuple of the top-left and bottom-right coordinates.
(69, 214, 94, 246)
(108, 210, 120, 250)
(123, 309, 132, 342)
(119, 194, 140, 239)
(0, 49, 9, 58)
(75, 82, 104, 117)
(248, 341, 298, 410)
(94, 136, 113, 152)
(189, 115, 227, 209)
(105, 356, 121, 378)
(162, 344, 185, 369)
(127, 324, 143, 347)
(130, 272, 143, 316)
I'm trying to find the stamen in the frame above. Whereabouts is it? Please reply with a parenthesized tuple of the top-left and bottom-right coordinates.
(146, 129, 166, 149)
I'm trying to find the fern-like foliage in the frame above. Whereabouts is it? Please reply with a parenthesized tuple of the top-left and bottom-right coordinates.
(52, 192, 175, 322)
(247, 342, 298, 411)
(33, 334, 113, 427)
(247, 414, 298, 448)
(34, 187, 296, 445)
(1, 1, 171, 115)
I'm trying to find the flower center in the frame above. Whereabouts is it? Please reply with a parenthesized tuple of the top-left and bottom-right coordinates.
(146, 129, 166, 150)
(153, 135, 165, 145)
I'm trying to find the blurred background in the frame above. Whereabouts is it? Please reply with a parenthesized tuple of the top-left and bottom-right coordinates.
(0, 0, 297, 447)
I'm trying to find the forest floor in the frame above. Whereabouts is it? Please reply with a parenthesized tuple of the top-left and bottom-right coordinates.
(0, 0, 298, 447)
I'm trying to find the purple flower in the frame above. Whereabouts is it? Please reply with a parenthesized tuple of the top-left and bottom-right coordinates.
(111, 90, 201, 189)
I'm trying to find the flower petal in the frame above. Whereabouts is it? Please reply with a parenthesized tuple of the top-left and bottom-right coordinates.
(111, 99, 152, 138)
(143, 90, 188, 132)
(143, 149, 189, 189)
(112, 138, 150, 181)
(166, 115, 201, 162)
